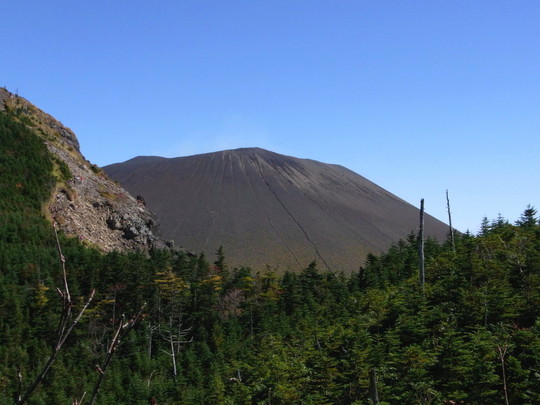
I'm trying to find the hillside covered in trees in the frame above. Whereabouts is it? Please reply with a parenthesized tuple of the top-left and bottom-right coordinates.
(1, 108, 540, 404)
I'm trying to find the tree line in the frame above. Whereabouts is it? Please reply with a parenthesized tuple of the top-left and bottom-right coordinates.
(1, 110, 539, 404)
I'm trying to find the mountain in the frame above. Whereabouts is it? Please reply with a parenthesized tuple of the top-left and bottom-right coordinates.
(5, 88, 537, 404)
(0, 87, 171, 252)
(105, 148, 449, 272)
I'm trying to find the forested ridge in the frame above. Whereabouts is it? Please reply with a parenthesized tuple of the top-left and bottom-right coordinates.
(1, 110, 539, 404)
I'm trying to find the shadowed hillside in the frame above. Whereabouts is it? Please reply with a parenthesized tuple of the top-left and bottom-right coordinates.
(105, 148, 449, 272)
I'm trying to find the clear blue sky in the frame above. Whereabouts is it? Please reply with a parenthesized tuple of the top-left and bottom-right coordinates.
(2, 1, 539, 233)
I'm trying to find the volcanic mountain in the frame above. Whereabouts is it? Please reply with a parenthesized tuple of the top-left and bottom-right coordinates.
(105, 148, 449, 272)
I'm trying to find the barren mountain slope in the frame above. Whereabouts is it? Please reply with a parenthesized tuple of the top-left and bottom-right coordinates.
(105, 148, 449, 272)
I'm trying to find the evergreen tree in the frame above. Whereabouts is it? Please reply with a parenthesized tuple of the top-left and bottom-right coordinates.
(516, 205, 538, 228)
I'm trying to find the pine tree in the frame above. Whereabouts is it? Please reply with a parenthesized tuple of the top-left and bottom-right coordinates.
(516, 205, 537, 228)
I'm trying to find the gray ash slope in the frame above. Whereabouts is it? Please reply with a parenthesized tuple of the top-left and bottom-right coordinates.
(105, 147, 449, 272)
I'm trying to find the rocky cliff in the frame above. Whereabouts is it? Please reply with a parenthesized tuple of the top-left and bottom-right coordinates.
(0, 88, 172, 252)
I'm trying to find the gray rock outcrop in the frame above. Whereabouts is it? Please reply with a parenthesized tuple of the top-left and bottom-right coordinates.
(0, 87, 173, 253)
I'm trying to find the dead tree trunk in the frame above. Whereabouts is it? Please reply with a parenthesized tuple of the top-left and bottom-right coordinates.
(160, 316, 192, 378)
(147, 322, 158, 359)
(446, 189, 456, 253)
(497, 344, 510, 405)
(369, 369, 380, 404)
(419, 198, 425, 289)
(168, 317, 178, 377)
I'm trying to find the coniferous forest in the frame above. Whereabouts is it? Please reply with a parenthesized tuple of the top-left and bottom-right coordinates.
(1, 110, 540, 404)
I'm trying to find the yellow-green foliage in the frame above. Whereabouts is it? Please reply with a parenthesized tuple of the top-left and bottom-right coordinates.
(154, 267, 189, 301)
(32, 283, 50, 309)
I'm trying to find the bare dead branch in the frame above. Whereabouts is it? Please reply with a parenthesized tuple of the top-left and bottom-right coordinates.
(54, 224, 71, 302)
(16, 227, 95, 405)
(72, 391, 86, 405)
(89, 304, 146, 405)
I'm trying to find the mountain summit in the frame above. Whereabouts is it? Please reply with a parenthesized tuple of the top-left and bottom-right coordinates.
(105, 148, 449, 272)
